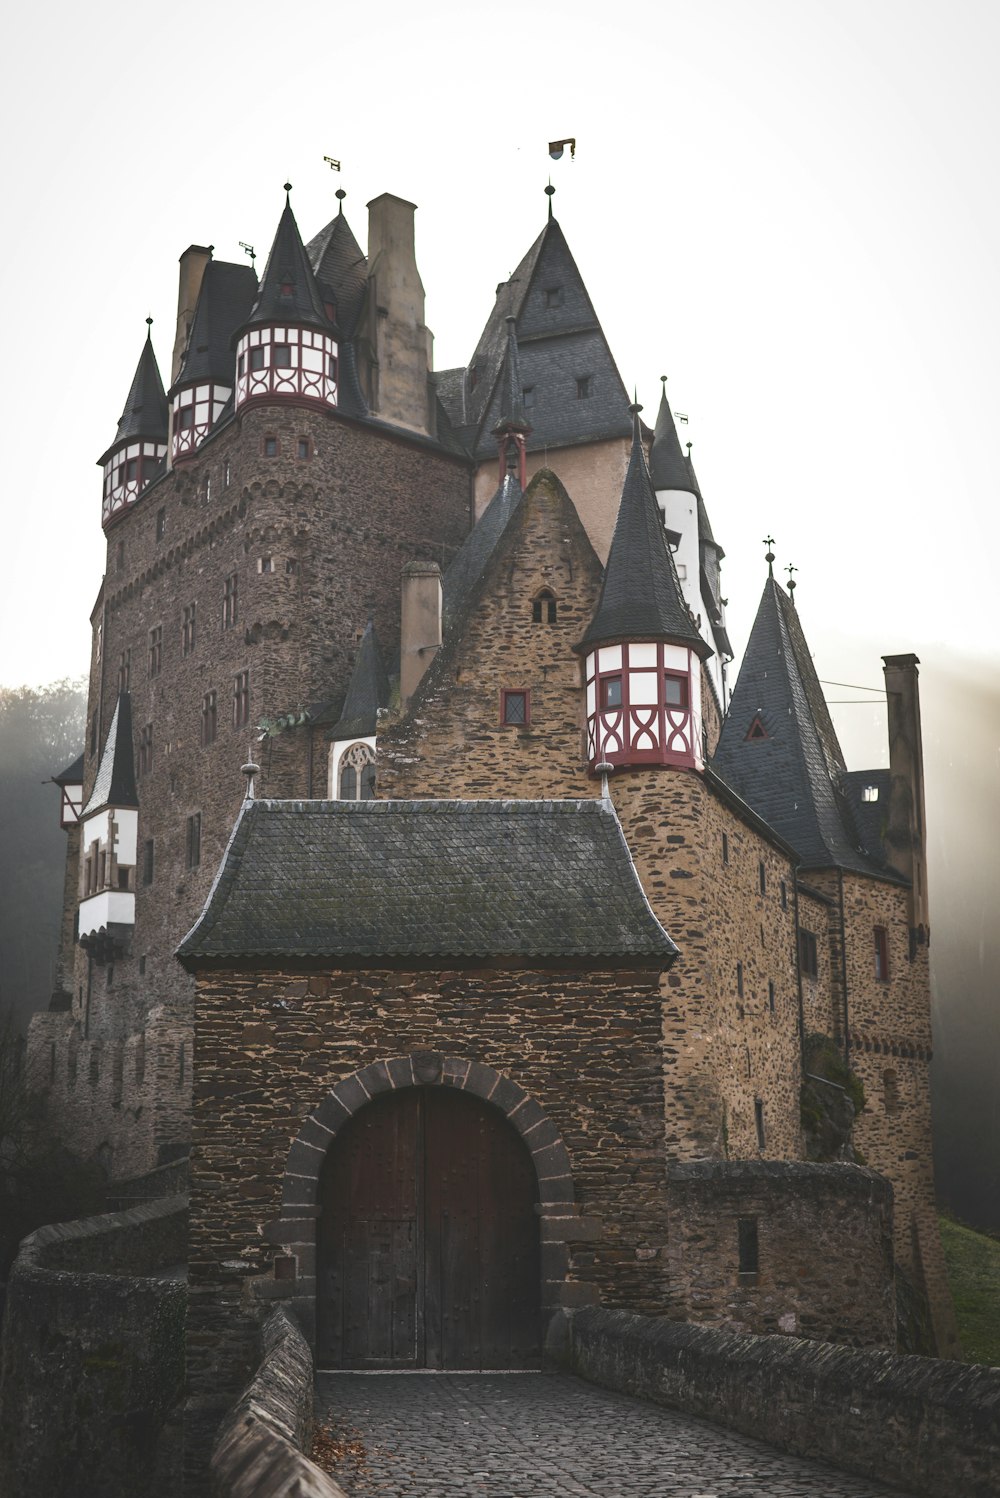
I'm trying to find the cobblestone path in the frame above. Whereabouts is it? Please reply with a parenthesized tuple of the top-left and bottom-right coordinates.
(314, 1372, 915, 1497)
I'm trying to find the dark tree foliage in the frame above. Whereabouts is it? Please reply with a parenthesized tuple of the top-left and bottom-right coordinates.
(0, 679, 86, 1031)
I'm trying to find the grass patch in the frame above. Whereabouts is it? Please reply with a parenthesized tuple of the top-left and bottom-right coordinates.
(939, 1215, 1000, 1365)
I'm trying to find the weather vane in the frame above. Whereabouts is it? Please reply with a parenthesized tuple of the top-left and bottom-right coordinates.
(548, 138, 576, 160)
(324, 155, 341, 172)
(785, 563, 798, 603)
(763, 536, 776, 576)
(239, 241, 256, 267)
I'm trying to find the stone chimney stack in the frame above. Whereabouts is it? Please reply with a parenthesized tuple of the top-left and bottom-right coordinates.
(882, 653, 930, 940)
(172, 245, 213, 385)
(364, 195, 432, 435)
(400, 561, 442, 707)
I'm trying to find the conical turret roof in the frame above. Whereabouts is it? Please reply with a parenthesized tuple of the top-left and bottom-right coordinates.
(578, 408, 709, 656)
(650, 379, 696, 494)
(81, 694, 138, 818)
(307, 202, 368, 336)
(240, 190, 331, 335)
(171, 260, 258, 393)
(327, 620, 391, 742)
(103, 327, 168, 458)
(493, 317, 530, 435)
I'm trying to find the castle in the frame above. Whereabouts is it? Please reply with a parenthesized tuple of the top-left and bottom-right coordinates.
(29, 177, 958, 1474)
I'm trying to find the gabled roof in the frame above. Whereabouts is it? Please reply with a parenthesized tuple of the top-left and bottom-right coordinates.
(464, 217, 632, 459)
(326, 619, 391, 742)
(102, 328, 168, 459)
(578, 409, 710, 656)
(239, 192, 331, 336)
(171, 260, 258, 394)
(712, 579, 897, 877)
(650, 379, 696, 494)
(177, 798, 678, 965)
(442, 472, 523, 631)
(52, 752, 84, 786)
(80, 695, 138, 819)
(306, 205, 368, 337)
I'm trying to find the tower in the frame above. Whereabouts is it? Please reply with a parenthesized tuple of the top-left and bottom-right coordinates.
(578, 406, 712, 773)
(77, 692, 139, 962)
(168, 254, 257, 461)
(98, 323, 168, 528)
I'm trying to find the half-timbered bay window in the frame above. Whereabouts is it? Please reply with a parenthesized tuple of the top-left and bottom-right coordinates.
(171, 381, 231, 460)
(234, 325, 339, 410)
(584, 642, 701, 770)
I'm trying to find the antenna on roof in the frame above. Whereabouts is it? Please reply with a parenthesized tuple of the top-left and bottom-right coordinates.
(239, 242, 256, 267)
(763, 536, 775, 577)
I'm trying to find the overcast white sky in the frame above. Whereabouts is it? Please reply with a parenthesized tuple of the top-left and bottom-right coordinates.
(2, 0, 997, 772)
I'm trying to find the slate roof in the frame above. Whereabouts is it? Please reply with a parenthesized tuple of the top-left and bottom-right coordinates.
(306, 206, 368, 337)
(239, 194, 331, 335)
(52, 752, 84, 786)
(326, 619, 391, 741)
(650, 380, 696, 494)
(103, 329, 168, 458)
(578, 410, 710, 656)
(442, 473, 523, 632)
(712, 579, 898, 877)
(177, 798, 678, 965)
(493, 317, 530, 434)
(840, 769, 892, 865)
(81, 695, 138, 818)
(171, 260, 258, 394)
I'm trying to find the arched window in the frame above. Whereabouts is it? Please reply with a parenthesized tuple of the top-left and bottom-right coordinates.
(339, 742, 376, 800)
(532, 589, 557, 624)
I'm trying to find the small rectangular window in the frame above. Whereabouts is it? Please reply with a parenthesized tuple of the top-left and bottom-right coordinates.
(233, 670, 250, 728)
(862, 784, 879, 803)
(224, 459, 231, 487)
(201, 690, 217, 746)
(176, 406, 194, 431)
(664, 673, 688, 709)
(250, 346, 266, 372)
(736, 961, 744, 999)
(148, 625, 162, 678)
(500, 689, 529, 726)
(297, 437, 310, 459)
(223, 573, 238, 629)
(874, 926, 890, 982)
(798, 929, 818, 978)
(186, 812, 201, 870)
(545, 286, 563, 308)
(142, 839, 154, 886)
(156, 507, 166, 540)
(768, 980, 775, 1013)
(522, 386, 535, 409)
(264, 436, 278, 457)
(183, 602, 197, 656)
(754, 1098, 766, 1151)
(272, 343, 291, 367)
(576, 375, 593, 399)
(601, 676, 623, 709)
(258, 556, 274, 574)
(738, 1216, 759, 1277)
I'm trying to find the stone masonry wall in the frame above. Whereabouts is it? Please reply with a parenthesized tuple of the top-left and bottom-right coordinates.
(664, 1160, 895, 1346)
(568, 1307, 1000, 1498)
(34, 400, 472, 1178)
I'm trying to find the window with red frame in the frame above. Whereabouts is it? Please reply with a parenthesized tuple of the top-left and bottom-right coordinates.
(601, 675, 623, 709)
(664, 672, 689, 708)
(500, 689, 529, 726)
(874, 926, 890, 982)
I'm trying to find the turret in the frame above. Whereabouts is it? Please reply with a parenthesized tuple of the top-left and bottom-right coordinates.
(169, 255, 257, 460)
(98, 322, 168, 528)
(77, 694, 139, 961)
(492, 317, 531, 488)
(577, 404, 711, 773)
(327, 619, 391, 799)
(234, 186, 339, 413)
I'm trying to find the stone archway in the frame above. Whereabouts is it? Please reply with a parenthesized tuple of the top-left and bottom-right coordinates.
(274, 1053, 580, 1358)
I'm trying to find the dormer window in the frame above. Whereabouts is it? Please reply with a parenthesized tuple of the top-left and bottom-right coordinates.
(279, 282, 294, 297)
(576, 375, 593, 399)
(862, 785, 879, 803)
(745, 716, 768, 741)
(545, 286, 563, 308)
(523, 385, 535, 409)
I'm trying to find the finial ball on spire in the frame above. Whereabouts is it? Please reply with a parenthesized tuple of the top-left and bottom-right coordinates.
(146, 316, 153, 328)
(283, 182, 292, 193)
(628, 401, 643, 417)
(335, 187, 346, 201)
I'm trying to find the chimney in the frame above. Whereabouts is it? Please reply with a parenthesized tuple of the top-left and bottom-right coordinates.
(364, 196, 431, 435)
(882, 653, 930, 940)
(171, 245, 213, 385)
(400, 562, 442, 707)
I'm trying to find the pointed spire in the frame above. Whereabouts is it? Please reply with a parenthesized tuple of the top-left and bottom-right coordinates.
(650, 377, 696, 494)
(306, 202, 368, 336)
(328, 619, 391, 741)
(241, 188, 330, 334)
(80, 694, 139, 819)
(545, 181, 556, 220)
(578, 406, 710, 656)
(108, 326, 168, 449)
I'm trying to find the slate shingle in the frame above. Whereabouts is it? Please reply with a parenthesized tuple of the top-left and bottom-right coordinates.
(81, 694, 138, 818)
(102, 330, 168, 459)
(326, 619, 391, 741)
(171, 260, 258, 393)
(177, 799, 678, 964)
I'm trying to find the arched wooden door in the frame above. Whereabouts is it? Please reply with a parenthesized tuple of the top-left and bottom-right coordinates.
(317, 1087, 541, 1369)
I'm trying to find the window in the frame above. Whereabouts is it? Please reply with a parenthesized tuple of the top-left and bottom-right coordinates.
(286, 558, 298, 574)
(186, 812, 201, 870)
(738, 1216, 759, 1278)
(233, 670, 250, 728)
(297, 437, 310, 459)
(339, 742, 376, 800)
(601, 676, 623, 709)
(500, 689, 529, 726)
(201, 690, 217, 746)
(148, 625, 162, 678)
(138, 722, 153, 776)
(576, 375, 593, 399)
(279, 282, 293, 298)
(224, 460, 231, 488)
(862, 784, 879, 803)
(736, 961, 744, 999)
(722, 831, 729, 865)
(798, 929, 818, 978)
(754, 1098, 766, 1151)
(176, 406, 194, 430)
(118, 648, 130, 693)
(768, 980, 775, 1013)
(142, 839, 154, 886)
(882, 1068, 900, 1113)
(203, 473, 211, 504)
(272, 343, 291, 367)
(156, 507, 166, 540)
(874, 926, 890, 982)
(328, 353, 338, 381)
(758, 861, 766, 896)
(223, 573, 238, 629)
(183, 603, 196, 656)
(264, 436, 278, 457)
(545, 286, 563, 308)
(532, 590, 557, 624)
(664, 673, 689, 709)
(250, 346, 266, 372)
(780, 880, 787, 910)
(523, 385, 535, 409)
(258, 556, 274, 574)
(745, 716, 768, 741)
(125, 457, 139, 483)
